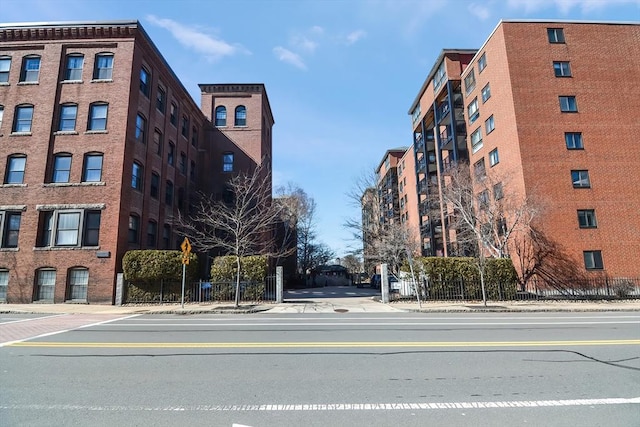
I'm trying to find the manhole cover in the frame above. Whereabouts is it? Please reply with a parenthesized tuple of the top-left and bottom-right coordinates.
(334, 308, 349, 313)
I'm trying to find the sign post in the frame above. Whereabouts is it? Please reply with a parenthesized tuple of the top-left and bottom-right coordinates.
(180, 237, 191, 309)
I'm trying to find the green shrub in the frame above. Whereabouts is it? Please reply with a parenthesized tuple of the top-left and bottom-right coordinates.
(122, 250, 199, 282)
(210, 255, 268, 282)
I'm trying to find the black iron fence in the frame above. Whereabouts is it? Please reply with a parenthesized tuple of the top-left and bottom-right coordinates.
(391, 276, 640, 301)
(124, 276, 277, 304)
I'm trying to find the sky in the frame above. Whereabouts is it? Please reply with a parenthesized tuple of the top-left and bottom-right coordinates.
(2, 0, 639, 258)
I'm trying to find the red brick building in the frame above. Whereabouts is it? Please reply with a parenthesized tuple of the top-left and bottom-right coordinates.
(0, 21, 274, 303)
(403, 20, 639, 278)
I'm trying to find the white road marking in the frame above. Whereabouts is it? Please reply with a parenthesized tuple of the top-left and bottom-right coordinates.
(102, 321, 640, 327)
(0, 314, 66, 325)
(1, 397, 638, 412)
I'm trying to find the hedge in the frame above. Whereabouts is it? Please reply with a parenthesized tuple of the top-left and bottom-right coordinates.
(122, 250, 199, 282)
(210, 255, 268, 282)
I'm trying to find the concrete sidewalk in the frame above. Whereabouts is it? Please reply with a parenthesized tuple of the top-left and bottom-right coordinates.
(1, 298, 639, 314)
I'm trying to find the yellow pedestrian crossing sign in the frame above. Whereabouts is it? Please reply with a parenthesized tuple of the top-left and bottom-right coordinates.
(181, 237, 191, 264)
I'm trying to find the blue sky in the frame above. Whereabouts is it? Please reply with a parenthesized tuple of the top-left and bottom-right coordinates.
(3, 0, 639, 258)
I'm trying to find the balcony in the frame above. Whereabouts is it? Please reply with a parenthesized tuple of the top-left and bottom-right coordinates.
(435, 102, 450, 123)
(439, 126, 453, 150)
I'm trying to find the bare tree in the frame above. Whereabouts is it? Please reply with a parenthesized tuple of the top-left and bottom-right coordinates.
(178, 163, 282, 307)
(441, 162, 538, 305)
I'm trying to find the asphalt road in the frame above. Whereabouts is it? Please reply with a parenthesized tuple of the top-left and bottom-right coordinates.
(1, 312, 639, 426)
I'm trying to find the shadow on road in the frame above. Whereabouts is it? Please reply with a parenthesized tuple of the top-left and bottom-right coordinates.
(284, 285, 379, 300)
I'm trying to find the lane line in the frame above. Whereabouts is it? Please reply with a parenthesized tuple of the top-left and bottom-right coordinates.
(131, 315, 640, 321)
(0, 314, 141, 347)
(0, 314, 66, 325)
(99, 321, 640, 327)
(8, 339, 640, 348)
(1, 397, 638, 412)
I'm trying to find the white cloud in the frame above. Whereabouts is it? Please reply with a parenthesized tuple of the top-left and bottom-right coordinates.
(346, 29, 367, 45)
(145, 15, 250, 61)
(507, 0, 640, 14)
(468, 2, 492, 20)
(273, 46, 307, 70)
(290, 35, 319, 53)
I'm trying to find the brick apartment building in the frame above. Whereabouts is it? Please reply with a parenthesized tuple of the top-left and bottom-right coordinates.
(0, 21, 274, 304)
(401, 20, 640, 278)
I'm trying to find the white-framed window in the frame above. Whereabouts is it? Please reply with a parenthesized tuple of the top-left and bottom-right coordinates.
(235, 105, 247, 126)
(82, 153, 103, 182)
(59, 104, 78, 131)
(464, 69, 476, 94)
(577, 209, 597, 228)
(93, 53, 113, 80)
(583, 250, 603, 270)
(13, 104, 33, 133)
(38, 209, 101, 247)
(433, 61, 446, 93)
(553, 61, 571, 77)
(88, 103, 108, 130)
(547, 28, 565, 43)
(470, 128, 483, 153)
(559, 96, 578, 112)
(20, 55, 40, 82)
(489, 148, 499, 167)
(467, 98, 479, 123)
(1, 211, 22, 248)
(5, 155, 26, 184)
(565, 132, 583, 149)
(215, 106, 227, 126)
(52, 153, 72, 183)
(0, 269, 8, 301)
(35, 268, 56, 301)
(66, 267, 89, 301)
(485, 115, 495, 134)
(571, 170, 590, 188)
(0, 56, 10, 83)
(65, 54, 84, 81)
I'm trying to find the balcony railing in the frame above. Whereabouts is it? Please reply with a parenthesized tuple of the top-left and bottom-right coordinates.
(436, 102, 450, 122)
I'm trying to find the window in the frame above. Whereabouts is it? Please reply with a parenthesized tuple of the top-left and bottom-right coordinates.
(485, 115, 495, 134)
(165, 181, 174, 206)
(146, 221, 157, 247)
(52, 153, 72, 183)
(13, 105, 34, 133)
(139, 67, 150, 97)
(191, 127, 198, 147)
(493, 182, 503, 200)
(156, 86, 166, 113)
(559, 96, 578, 112)
(58, 104, 77, 131)
(565, 132, 583, 149)
(37, 209, 101, 247)
(215, 106, 227, 126)
(88, 103, 108, 130)
(235, 105, 247, 126)
(153, 130, 162, 155)
(474, 158, 486, 178)
(35, 269, 56, 301)
(20, 56, 40, 82)
(128, 214, 140, 244)
(67, 268, 88, 301)
(168, 142, 175, 166)
(82, 153, 103, 182)
(190, 160, 196, 182)
(578, 209, 597, 228)
(0, 269, 7, 302)
(489, 148, 499, 167)
(5, 155, 26, 184)
(132, 161, 143, 191)
(547, 28, 565, 43)
(179, 152, 187, 174)
(571, 170, 590, 188)
(584, 251, 603, 270)
(477, 190, 489, 209)
(223, 152, 234, 172)
(464, 69, 476, 94)
(478, 53, 487, 72)
(481, 83, 491, 103)
(470, 128, 483, 153)
(135, 113, 146, 143)
(170, 103, 178, 126)
(1, 211, 21, 248)
(467, 98, 479, 123)
(0, 105, 4, 130)
(181, 116, 189, 138)
(65, 54, 84, 81)
(433, 61, 446, 92)
(93, 53, 113, 79)
(150, 172, 159, 199)
(162, 225, 171, 249)
(0, 57, 10, 82)
(554, 61, 571, 77)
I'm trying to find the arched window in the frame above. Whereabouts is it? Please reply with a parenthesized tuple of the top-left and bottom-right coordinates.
(20, 55, 41, 82)
(215, 106, 226, 127)
(5, 154, 26, 184)
(88, 102, 108, 131)
(93, 53, 113, 80)
(82, 152, 103, 182)
(13, 104, 33, 133)
(34, 268, 56, 301)
(65, 54, 84, 81)
(234, 105, 246, 126)
(52, 153, 72, 183)
(59, 103, 78, 131)
(66, 267, 88, 301)
(128, 214, 140, 244)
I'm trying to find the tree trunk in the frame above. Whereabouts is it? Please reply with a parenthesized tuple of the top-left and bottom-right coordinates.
(234, 255, 241, 308)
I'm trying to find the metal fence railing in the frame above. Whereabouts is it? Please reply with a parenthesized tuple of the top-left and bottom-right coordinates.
(390, 277, 640, 301)
(124, 276, 278, 304)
